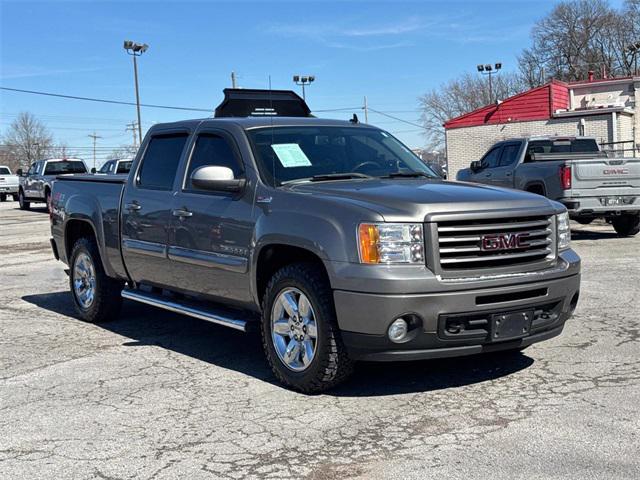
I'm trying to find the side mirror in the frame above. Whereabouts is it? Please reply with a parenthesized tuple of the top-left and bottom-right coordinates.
(16, 168, 23, 176)
(90, 167, 97, 174)
(470, 160, 482, 172)
(190, 166, 245, 192)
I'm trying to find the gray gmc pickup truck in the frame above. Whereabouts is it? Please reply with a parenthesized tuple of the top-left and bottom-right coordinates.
(50, 89, 581, 392)
(456, 136, 640, 236)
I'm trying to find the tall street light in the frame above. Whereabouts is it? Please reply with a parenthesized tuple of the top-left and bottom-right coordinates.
(477, 62, 502, 104)
(123, 40, 148, 145)
(292, 75, 315, 100)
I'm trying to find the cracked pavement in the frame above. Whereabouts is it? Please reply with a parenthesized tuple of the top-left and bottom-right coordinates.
(1, 201, 638, 479)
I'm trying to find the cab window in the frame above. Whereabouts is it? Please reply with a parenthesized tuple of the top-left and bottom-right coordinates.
(137, 133, 189, 190)
(184, 133, 243, 191)
(499, 144, 521, 166)
(481, 146, 502, 169)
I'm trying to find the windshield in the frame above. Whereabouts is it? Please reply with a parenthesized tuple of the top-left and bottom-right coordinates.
(246, 126, 437, 185)
(98, 161, 114, 174)
(0, 167, 11, 175)
(44, 161, 87, 175)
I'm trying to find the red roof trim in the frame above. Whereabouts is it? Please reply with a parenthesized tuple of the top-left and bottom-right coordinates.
(444, 79, 570, 130)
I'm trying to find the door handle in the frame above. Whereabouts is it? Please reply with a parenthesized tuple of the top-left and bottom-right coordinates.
(506, 172, 512, 177)
(485, 173, 492, 177)
(172, 208, 193, 218)
(126, 203, 141, 211)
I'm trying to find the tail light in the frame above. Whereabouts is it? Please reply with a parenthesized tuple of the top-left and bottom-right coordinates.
(559, 165, 572, 190)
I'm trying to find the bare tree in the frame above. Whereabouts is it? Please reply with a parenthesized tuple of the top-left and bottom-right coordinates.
(518, 0, 639, 87)
(106, 145, 138, 161)
(418, 72, 527, 151)
(1, 112, 54, 171)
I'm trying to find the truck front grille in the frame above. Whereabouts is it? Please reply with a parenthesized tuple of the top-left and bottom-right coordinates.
(435, 215, 555, 273)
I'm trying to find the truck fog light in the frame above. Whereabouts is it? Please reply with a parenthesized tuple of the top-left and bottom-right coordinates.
(388, 318, 408, 343)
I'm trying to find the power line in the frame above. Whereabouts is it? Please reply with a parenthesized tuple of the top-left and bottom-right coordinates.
(367, 108, 425, 130)
(1, 86, 212, 113)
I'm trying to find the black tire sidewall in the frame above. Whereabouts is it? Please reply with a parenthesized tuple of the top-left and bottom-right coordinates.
(613, 214, 640, 236)
(261, 264, 345, 392)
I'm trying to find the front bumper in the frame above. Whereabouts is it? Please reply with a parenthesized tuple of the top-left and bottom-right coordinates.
(333, 271, 580, 362)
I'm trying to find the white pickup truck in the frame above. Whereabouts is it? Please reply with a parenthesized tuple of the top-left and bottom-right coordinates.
(0, 165, 19, 202)
(457, 137, 640, 236)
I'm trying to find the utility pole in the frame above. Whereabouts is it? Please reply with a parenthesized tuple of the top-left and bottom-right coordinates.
(363, 96, 369, 124)
(231, 71, 237, 88)
(123, 40, 149, 146)
(88, 132, 102, 171)
(126, 121, 139, 148)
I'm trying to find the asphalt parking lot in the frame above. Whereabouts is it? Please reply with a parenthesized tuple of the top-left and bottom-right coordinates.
(1, 200, 638, 480)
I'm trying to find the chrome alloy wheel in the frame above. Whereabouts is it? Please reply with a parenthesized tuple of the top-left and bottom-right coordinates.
(271, 288, 318, 372)
(73, 252, 96, 309)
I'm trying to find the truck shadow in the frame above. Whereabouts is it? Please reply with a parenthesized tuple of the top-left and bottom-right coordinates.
(22, 291, 534, 397)
(570, 228, 622, 240)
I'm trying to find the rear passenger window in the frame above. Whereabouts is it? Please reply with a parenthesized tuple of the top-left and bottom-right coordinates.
(137, 134, 189, 190)
(184, 133, 242, 190)
(499, 144, 520, 166)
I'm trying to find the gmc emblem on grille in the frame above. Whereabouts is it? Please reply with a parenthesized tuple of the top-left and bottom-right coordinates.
(481, 232, 530, 251)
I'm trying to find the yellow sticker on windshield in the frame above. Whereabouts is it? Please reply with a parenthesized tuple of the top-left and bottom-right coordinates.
(271, 144, 312, 168)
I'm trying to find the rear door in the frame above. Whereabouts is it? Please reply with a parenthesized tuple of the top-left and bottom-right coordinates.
(121, 130, 190, 287)
(167, 129, 254, 304)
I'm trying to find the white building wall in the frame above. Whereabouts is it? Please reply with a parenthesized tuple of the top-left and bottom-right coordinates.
(446, 115, 613, 178)
(616, 113, 635, 157)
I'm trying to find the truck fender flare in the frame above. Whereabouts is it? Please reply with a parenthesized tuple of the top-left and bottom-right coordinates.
(524, 182, 546, 196)
(63, 195, 116, 278)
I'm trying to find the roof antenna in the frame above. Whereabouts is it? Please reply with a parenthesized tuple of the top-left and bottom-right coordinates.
(350, 113, 359, 124)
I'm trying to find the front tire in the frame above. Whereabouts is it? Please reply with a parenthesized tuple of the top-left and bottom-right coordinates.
(261, 262, 354, 393)
(612, 214, 640, 237)
(18, 190, 30, 210)
(69, 237, 123, 323)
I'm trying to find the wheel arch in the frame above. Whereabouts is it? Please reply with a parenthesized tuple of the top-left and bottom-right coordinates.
(253, 242, 330, 308)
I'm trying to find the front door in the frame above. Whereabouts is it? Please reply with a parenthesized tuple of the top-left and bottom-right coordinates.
(489, 142, 521, 188)
(470, 145, 502, 184)
(121, 131, 190, 288)
(168, 130, 254, 305)
(23, 162, 40, 197)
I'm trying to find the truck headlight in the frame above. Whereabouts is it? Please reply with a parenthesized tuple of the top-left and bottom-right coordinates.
(358, 223, 424, 264)
(556, 212, 571, 250)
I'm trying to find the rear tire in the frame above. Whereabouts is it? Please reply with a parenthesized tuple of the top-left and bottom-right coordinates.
(69, 237, 123, 323)
(18, 190, 30, 210)
(261, 262, 354, 393)
(574, 217, 593, 225)
(12, 194, 18, 202)
(45, 189, 51, 213)
(612, 214, 640, 237)
(0, 194, 5, 202)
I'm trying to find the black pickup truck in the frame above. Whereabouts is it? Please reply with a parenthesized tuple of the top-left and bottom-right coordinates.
(50, 90, 581, 392)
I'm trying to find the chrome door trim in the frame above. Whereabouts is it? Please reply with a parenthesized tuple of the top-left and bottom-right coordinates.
(122, 239, 167, 258)
(167, 245, 247, 273)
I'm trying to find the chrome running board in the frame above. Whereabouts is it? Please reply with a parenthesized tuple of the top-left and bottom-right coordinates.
(121, 289, 248, 332)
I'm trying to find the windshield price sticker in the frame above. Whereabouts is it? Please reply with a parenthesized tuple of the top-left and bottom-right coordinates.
(271, 144, 312, 168)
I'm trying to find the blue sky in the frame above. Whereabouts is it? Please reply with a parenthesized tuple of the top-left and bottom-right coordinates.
(1, 0, 620, 165)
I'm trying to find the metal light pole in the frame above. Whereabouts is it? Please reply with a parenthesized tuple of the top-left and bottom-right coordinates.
(292, 75, 315, 100)
(123, 40, 148, 145)
(477, 62, 502, 104)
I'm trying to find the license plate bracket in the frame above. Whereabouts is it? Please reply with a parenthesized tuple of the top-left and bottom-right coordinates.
(491, 310, 534, 342)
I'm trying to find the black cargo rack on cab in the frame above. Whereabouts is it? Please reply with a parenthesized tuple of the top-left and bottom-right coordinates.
(214, 88, 312, 118)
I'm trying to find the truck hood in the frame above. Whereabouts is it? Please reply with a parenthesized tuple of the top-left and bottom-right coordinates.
(287, 178, 560, 221)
